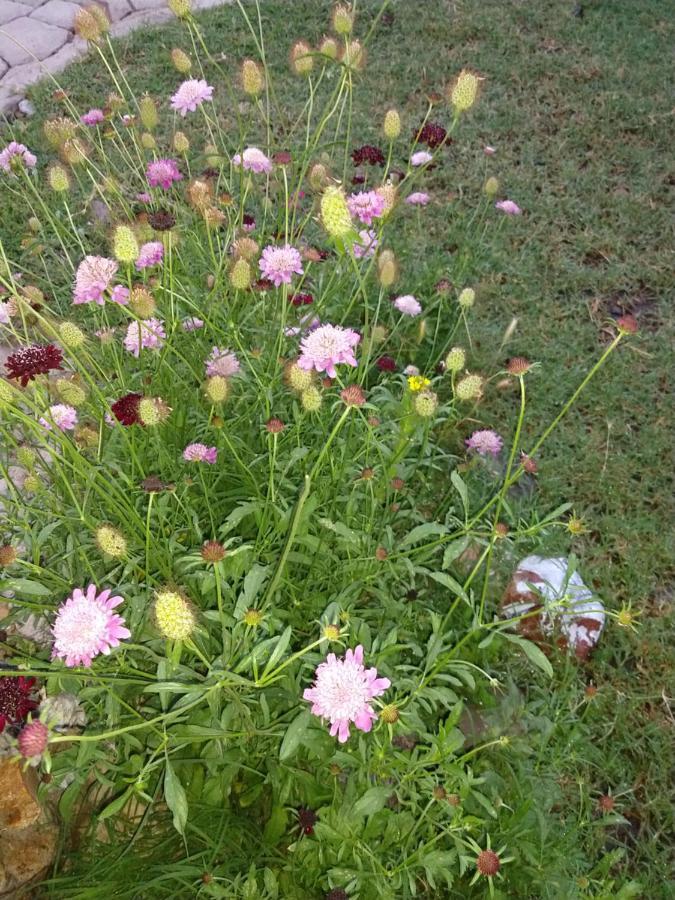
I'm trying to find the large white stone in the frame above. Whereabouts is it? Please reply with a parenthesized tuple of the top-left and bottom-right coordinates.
(0, 0, 33, 25)
(30, 0, 80, 28)
(0, 16, 67, 65)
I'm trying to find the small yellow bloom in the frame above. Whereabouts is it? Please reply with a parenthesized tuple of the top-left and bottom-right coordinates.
(407, 375, 431, 393)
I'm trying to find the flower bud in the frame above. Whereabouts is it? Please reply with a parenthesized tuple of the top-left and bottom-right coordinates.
(205, 375, 229, 405)
(380, 704, 399, 724)
(290, 41, 313, 76)
(229, 258, 251, 290)
(240, 59, 265, 96)
(243, 608, 263, 627)
(113, 225, 139, 264)
(444, 346, 465, 372)
(320, 185, 352, 238)
(383, 108, 401, 140)
(95, 524, 127, 558)
(171, 48, 192, 73)
(450, 69, 481, 113)
(139, 95, 158, 130)
(154, 589, 195, 640)
(484, 176, 499, 197)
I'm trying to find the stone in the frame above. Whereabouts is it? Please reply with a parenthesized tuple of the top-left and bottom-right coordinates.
(0, 16, 68, 66)
(108, 7, 171, 36)
(30, 0, 80, 28)
(0, 59, 6, 78)
(38, 34, 87, 75)
(0, 764, 41, 831)
(17, 96, 34, 114)
(0, 0, 32, 24)
(100, 0, 131, 22)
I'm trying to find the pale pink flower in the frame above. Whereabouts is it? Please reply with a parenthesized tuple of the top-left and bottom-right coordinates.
(73, 256, 118, 305)
(298, 323, 360, 378)
(80, 109, 104, 126)
(136, 192, 152, 203)
(52, 584, 131, 668)
(18, 720, 49, 761)
(303, 645, 390, 743)
(352, 229, 378, 259)
(110, 285, 129, 306)
(182, 316, 204, 332)
(123, 318, 165, 356)
(465, 429, 503, 456)
(183, 443, 217, 463)
(146, 158, 182, 189)
(259, 244, 304, 287)
(232, 147, 272, 174)
(347, 190, 385, 225)
(394, 294, 422, 316)
(410, 150, 433, 167)
(170, 79, 213, 116)
(406, 191, 429, 206)
(484, 145, 496, 155)
(495, 199, 522, 216)
(205, 347, 240, 377)
(0, 141, 36, 173)
(135, 241, 164, 270)
(403, 365, 419, 376)
(40, 404, 78, 432)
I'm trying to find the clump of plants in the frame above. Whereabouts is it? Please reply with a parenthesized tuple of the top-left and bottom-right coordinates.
(0, 2, 638, 897)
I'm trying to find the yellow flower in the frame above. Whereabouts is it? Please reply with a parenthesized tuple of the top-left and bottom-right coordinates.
(407, 375, 431, 393)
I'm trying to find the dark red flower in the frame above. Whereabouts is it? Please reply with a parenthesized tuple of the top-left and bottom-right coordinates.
(326, 891, 348, 900)
(376, 355, 397, 372)
(413, 121, 449, 149)
(111, 392, 142, 426)
(290, 292, 314, 307)
(476, 849, 501, 877)
(148, 210, 176, 231)
(5, 344, 63, 387)
(273, 151, 292, 165)
(253, 277, 274, 292)
(352, 144, 385, 167)
(297, 807, 318, 835)
(242, 213, 256, 231)
(352, 174, 366, 186)
(0, 676, 38, 732)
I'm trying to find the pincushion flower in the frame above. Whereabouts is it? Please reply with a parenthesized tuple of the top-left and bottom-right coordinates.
(298, 323, 360, 378)
(466, 429, 503, 456)
(111, 392, 142, 426)
(394, 294, 422, 316)
(347, 190, 385, 225)
(123, 318, 166, 356)
(406, 191, 430, 206)
(183, 443, 217, 463)
(52, 584, 130, 668)
(495, 199, 522, 215)
(5, 344, 63, 386)
(73, 255, 118, 305)
(205, 347, 240, 377)
(351, 144, 385, 167)
(80, 109, 104, 126)
(170, 78, 213, 116)
(410, 150, 433, 167)
(303, 645, 390, 743)
(18, 720, 49, 762)
(182, 316, 204, 332)
(40, 403, 78, 432)
(146, 158, 182, 189)
(232, 147, 272, 174)
(0, 676, 37, 731)
(135, 241, 164, 270)
(259, 244, 303, 287)
(0, 141, 37, 173)
(352, 229, 378, 259)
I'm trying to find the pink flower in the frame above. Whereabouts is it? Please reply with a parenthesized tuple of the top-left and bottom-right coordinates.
(135, 241, 164, 270)
(394, 294, 422, 316)
(182, 316, 204, 332)
(205, 347, 240, 377)
(123, 318, 165, 356)
(347, 190, 385, 225)
(146, 158, 182, 189)
(403, 365, 419, 376)
(303, 645, 390, 743)
(0, 141, 37, 173)
(52, 584, 131, 667)
(259, 244, 304, 287)
(232, 147, 272, 174)
(136, 192, 152, 203)
(40, 404, 78, 432)
(410, 150, 433, 167)
(170, 79, 213, 116)
(298, 323, 360, 378)
(73, 256, 118, 305)
(18, 720, 49, 761)
(465, 429, 503, 456)
(484, 145, 496, 155)
(110, 285, 130, 305)
(183, 443, 217, 463)
(80, 109, 104, 126)
(495, 199, 522, 216)
(406, 191, 429, 206)
(352, 229, 378, 259)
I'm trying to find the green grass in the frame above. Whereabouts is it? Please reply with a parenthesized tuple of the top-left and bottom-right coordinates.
(2, 0, 673, 894)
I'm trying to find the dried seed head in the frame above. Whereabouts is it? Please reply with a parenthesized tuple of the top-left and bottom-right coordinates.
(332, 3, 354, 35)
(376, 181, 397, 216)
(341, 39, 365, 71)
(112, 225, 139, 264)
(455, 373, 483, 402)
(0, 545, 18, 567)
(48, 164, 70, 193)
(187, 178, 213, 211)
(171, 48, 192, 74)
(229, 258, 252, 290)
(444, 346, 466, 372)
(321, 185, 353, 238)
(476, 849, 500, 877)
(232, 237, 259, 261)
(450, 69, 481, 113)
(413, 390, 438, 418)
(168, 0, 191, 18)
(58, 321, 85, 348)
(74, 6, 102, 41)
(129, 286, 156, 319)
(205, 375, 230, 405)
(458, 287, 475, 309)
(138, 396, 170, 426)
(309, 162, 330, 191)
(290, 41, 314, 76)
(383, 109, 401, 140)
(240, 58, 265, 96)
(301, 385, 323, 412)
(285, 360, 314, 393)
(318, 36, 339, 60)
(95, 524, 127, 558)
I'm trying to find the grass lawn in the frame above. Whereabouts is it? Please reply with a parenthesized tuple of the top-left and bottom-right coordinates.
(2, 0, 673, 895)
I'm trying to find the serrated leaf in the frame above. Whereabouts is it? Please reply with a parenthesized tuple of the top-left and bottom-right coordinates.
(279, 708, 311, 760)
(164, 760, 188, 835)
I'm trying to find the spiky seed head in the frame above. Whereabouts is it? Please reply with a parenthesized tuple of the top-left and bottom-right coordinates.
(506, 356, 531, 376)
(301, 385, 322, 412)
(484, 176, 499, 197)
(140, 132, 156, 150)
(204, 375, 230, 405)
(450, 69, 481, 112)
(55, 379, 87, 406)
(318, 37, 339, 60)
(88, 4, 110, 33)
(444, 346, 466, 372)
(384, 108, 401, 140)
(0, 545, 18, 567)
(332, 3, 354, 34)
(139, 95, 158, 130)
(455, 373, 484, 401)
(380, 703, 399, 724)
(154, 589, 195, 640)
(58, 321, 85, 348)
(44, 116, 76, 147)
(413, 390, 438, 418)
(74, 6, 101, 41)
(240, 59, 265, 96)
(376, 181, 397, 216)
(168, 0, 191, 18)
(341, 39, 365, 71)
(290, 41, 314, 76)
(321, 185, 353, 238)
(187, 178, 212, 211)
(232, 237, 259, 261)
(173, 130, 190, 154)
(48, 164, 70, 193)
(112, 225, 139, 264)
(458, 287, 475, 309)
(129, 287, 156, 319)
(285, 361, 314, 393)
(95, 524, 127, 558)
(16, 445, 37, 468)
(171, 48, 192, 73)
(229, 258, 252, 290)
(377, 249, 399, 287)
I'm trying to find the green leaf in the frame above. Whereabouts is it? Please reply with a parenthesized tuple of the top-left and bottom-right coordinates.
(164, 760, 188, 835)
(442, 536, 470, 568)
(502, 633, 553, 677)
(261, 625, 292, 678)
(279, 708, 311, 760)
(352, 786, 390, 818)
(451, 470, 468, 516)
(400, 522, 449, 548)
(7, 578, 52, 598)
(426, 570, 469, 604)
(262, 805, 288, 845)
(98, 786, 134, 821)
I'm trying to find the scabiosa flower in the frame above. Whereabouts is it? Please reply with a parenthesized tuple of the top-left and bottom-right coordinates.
(259, 244, 304, 287)
(406, 191, 430, 206)
(80, 108, 104, 126)
(495, 199, 522, 215)
(232, 146, 272, 174)
(135, 241, 164, 270)
(303, 645, 390, 743)
(146, 158, 182, 189)
(376, 355, 397, 372)
(52, 584, 131, 668)
(149, 209, 177, 231)
(466, 429, 503, 456)
(0, 141, 37, 173)
(413, 121, 448, 149)
(394, 294, 422, 316)
(170, 78, 213, 116)
(73, 255, 118, 305)
(297, 807, 318, 835)
(340, 384, 366, 407)
(5, 344, 63, 386)
(476, 849, 501, 877)
(351, 144, 385, 167)
(40, 404, 78, 432)
(352, 228, 378, 259)
(347, 190, 385, 225)
(290, 292, 314, 307)
(0, 677, 38, 731)
(18, 719, 49, 761)
(182, 316, 204, 332)
(410, 150, 433, 167)
(111, 392, 142, 426)
(183, 443, 217, 463)
(205, 347, 240, 378)
(298, 323, 360, 378)
(123, 318, 166, 356)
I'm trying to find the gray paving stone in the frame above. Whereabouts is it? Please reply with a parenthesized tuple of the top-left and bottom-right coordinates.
(30, 0, 79, 28)
(8, 0, 45, 6)
(127, 0, 164, 10)
(109, 7, 171, 36)
(0, 58, 7, 77)
(0, 0, 33, 24)
(100, 0, 132, 22)
(0, 16, 67, 65)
